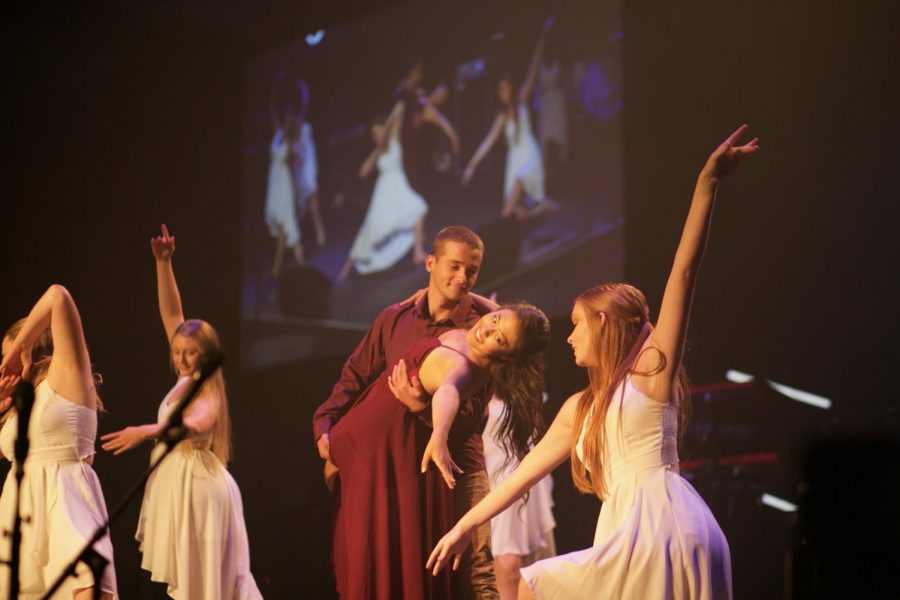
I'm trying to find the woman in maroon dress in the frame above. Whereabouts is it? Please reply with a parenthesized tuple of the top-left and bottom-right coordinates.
(330, 303, 550, 599)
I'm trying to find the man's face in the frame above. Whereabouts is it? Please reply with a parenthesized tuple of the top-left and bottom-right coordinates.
(425, 241, 483, 304)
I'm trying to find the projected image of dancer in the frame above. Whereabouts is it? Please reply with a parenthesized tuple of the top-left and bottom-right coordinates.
(264, 73, 305, 277)
(101, 225, 262, 600)
(338, 106, 429, 281)
(430, 125, 760, 599)
(482, 391, 556, 600)
(0, 287, 117, 599)
(290, 78, 327, 249)
(462, 19, 559, 220)
(392, 60, 461, 194)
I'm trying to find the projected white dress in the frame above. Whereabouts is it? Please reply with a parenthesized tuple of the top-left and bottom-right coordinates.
(290, 122, 318, 216)
(538, 60, 568, 161)
(137, 377, 262, 600)
(0, 380, 117, 597)
(521, 378, 732, 599)
(265, 127, 300, 247)
(348, 137, 428, 274)
(504, 104, 545, 204)
(482, 398, 556, 559)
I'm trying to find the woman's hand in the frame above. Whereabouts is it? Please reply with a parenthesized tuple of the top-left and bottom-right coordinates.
(421, 431, 462, 489)
(0, 345, 26, 380)
(399, 288, 427, 307)
(701, 124, 759, 183)
(388, 360, 427, 412)
(426, 522, 473, 575)
(150, 224, 176, 261)
(0, 373, 21, 401)
(100, 425, 156, 455)
(0, 395, 14, 416)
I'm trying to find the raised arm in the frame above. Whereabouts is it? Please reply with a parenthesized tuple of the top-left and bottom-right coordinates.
(0, 285, 95, 407)
(150, 224, 185, 343)
(427, 392, 578, 574)
(518, 18, 553, 105)
(462, 112, 506, 186)
(636, 125, 759, 400)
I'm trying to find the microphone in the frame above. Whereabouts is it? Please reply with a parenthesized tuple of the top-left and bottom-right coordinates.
(13, 381, 35, 465)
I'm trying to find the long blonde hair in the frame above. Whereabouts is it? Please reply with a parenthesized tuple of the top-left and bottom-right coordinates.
(171, 319, 232, 465)
(569, 283, 689, 500)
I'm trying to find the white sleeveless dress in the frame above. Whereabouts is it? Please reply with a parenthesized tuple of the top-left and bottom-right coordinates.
(348, 137, 428, 274)
(136, 377, 261, 600)
(0, 379, 117, 598)
(521, 378, 732, 599)
(482, 398, 556, 559)
(265, 127, 300, 247)
(504, 104, 545, 204)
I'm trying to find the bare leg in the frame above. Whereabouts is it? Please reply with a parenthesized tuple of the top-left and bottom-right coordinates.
(309, 190, 327, 247)
(501, 178, 525, 219)
(290, 241, 305, 266)
(271, 229, 286, 277)
(494, 554, 523, 600)
(413, 216, 427, 265)
(338, 256, 354, 282)
(517, 577, 535, 600)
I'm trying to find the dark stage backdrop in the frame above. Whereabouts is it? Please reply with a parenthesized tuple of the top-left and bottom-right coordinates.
(2, 0, 896, 597)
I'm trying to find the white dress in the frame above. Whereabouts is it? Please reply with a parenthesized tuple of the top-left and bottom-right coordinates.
(504, 104, 545, 204)
(537, 60, 568, 161)
(348, 137, 428, 275)
(0, 380, 117, 598)
(482, 398, 556, 559)
(137, 377, 261, 600)
(289, 122, 318, 215)
(264, 128, 300, 247)
(521, 378, 732, 599)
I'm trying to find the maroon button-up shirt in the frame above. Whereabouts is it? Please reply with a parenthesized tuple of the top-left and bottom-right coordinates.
(312, 293, 492, 472)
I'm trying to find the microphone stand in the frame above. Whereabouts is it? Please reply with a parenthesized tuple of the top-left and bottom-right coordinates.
(3, 381, 36, 600)
(39, 354, 223, 600)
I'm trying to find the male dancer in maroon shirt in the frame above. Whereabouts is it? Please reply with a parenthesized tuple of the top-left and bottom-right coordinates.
(313, 225, 499, 599)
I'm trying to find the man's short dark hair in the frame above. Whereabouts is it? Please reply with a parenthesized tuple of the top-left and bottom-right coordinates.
(431, 226, 485, 257)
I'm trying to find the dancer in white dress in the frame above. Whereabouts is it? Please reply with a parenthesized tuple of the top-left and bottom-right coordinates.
(338, 106, 428, 280)
(462, 19, 558, 220)
(483, 396, 556, 599)
(0, 286, 117, 599)
(429, 125, 760, 599)
(289, 78, 327, 248)
(537, 59, 568, 171)
(265, 75, 305, 276)
(101, 225, 262, 600)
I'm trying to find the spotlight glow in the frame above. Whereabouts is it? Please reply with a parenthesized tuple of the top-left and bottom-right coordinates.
(725, 369, 832, 410)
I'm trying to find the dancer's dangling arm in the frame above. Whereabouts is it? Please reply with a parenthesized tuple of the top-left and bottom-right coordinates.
(636, 125, 759, 400)
(462, 113, 505, 185)
(427, 391, 577, 574)
(150, 224, 185, 343)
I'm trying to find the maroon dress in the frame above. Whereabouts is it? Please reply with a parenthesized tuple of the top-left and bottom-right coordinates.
(330, 338, 481, 599)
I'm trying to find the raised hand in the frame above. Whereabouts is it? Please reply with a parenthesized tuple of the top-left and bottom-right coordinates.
(0, 345, 25, 380)
(150, 224, 176, 261)
(701, 124, 760, 182)
(388, 360, 427, 412)
(0, 374, 21, 405)
(426, 523, 472, 575)
(421, 431, 462, 489)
